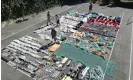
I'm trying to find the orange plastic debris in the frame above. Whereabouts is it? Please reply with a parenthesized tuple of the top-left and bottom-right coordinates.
(49, 44, 60, 52)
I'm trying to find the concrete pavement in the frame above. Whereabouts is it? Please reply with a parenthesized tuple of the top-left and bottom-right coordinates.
(129, 17, 133, 80)
(1, 3, 133, 80)
(1, 61, 31, 80)
(110, 9, 133, 80)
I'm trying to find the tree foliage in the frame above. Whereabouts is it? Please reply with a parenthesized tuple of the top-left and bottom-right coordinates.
(1, 0, 62, 21)
(1, 0, 89, 21)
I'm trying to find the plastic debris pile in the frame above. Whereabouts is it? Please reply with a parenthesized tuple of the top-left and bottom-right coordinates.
(81, 12, 121, 38)
(1, 10, 120, 80)
(83, 66, 104, 80)
(1, 35, 52, 77)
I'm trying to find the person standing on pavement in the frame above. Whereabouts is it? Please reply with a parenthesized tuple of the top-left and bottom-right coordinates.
(55, 14, 60, 27)
(47, 11, 51, 26)
(51, 28, 57, 42)
(89, 2, 93, 13)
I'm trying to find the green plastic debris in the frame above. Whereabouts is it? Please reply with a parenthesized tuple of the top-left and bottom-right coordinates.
(99, 36, 105, 42)
(77, 41, 88, 50)
(100, 46, 107, 54)
(107, 41, 113, 46)
(92, 43, 101, 51)
(68, 10, 76, 16)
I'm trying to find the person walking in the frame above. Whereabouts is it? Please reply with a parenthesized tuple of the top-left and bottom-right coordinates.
(89, 2, 93, 13)
(47, 11, 51, 26)
(55, 14, 60, 27)
(51, 28, 57, 42)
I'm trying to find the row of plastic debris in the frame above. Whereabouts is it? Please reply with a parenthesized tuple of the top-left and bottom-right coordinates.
(1, 36, 49, 77)
(83, 66, 104, 80)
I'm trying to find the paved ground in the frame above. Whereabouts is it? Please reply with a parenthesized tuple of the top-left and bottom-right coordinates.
(1, 61, 31, 80)
(1, 2, 133, 80)
(110, 9, 133, 80)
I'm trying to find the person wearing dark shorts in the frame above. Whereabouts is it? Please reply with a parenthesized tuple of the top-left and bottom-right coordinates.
(55, 14, 60, 27)
(47, 11, 51, 26)
(51, 28, 57, 42)
(89, 3, 93, 13)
